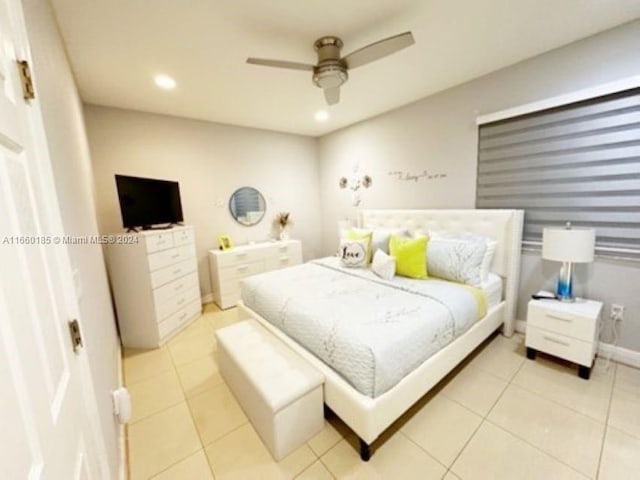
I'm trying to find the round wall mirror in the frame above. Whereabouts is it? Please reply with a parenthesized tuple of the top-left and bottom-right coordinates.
(229, 186, 266, 226)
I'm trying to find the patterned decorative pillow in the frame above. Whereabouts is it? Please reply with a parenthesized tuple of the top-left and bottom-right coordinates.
(345, 229, 373, 263)
(339, 239, 368, 268)
(371, 249, 396, 280)
(427, 236, 487, 286)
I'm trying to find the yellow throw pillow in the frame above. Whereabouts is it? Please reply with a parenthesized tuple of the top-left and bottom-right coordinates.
(389, 235, 428, 279)
(346, 229, 373, 263)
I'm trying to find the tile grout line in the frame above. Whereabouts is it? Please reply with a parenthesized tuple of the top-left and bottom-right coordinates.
(508, 374, 613, 425)
(484, 354, 601, 478)
(399, 430, 450, 471)
(445, 353, 520, 475)
(594, 363, 618, 479)
(482, 416, 593, 478)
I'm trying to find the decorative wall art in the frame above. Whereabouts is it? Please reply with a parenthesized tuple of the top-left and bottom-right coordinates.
(339, 163, 372, 206)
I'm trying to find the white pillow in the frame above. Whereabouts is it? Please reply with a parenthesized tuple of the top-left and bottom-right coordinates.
(371, 249, 396, 280)
(339, 239, 368, 268)
(361, 226, 409, 254)
(427, 236, 487, 286)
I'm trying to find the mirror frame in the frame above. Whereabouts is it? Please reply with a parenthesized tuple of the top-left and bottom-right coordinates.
(228, 186, 266, 227)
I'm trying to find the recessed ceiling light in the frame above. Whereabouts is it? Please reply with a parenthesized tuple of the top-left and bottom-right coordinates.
(314, 110, 329, 122)
(154, 74, 176, 90)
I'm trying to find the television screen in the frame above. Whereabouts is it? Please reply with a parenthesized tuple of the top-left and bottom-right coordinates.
(115, 175, 184, 229)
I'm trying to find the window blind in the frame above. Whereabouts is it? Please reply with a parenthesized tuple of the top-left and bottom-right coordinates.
(476, 87, 640, 257)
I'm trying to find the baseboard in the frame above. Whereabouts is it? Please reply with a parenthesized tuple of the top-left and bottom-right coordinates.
(598, 342, 640, 369)
(201, 293, 214, 304)
(117, 343, 127, 480)
(515, 319, 640, 369)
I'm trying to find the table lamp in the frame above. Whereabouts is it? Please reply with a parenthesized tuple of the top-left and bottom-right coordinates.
(542, 223, 595, 302)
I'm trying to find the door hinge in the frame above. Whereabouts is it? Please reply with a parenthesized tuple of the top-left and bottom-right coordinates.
(17, 60, 35, 100)
(68, 319, 83, 354)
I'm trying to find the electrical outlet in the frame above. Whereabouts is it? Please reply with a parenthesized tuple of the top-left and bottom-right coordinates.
(611, 304, 625, 321)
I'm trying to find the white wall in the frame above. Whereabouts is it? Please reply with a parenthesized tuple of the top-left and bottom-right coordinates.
(84, 106, 322, 299)
(318, 20, 640, 351)
(22, 0, 121, 476)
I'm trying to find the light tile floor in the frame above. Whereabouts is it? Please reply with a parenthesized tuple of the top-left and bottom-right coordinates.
(124, 303, 640, 479)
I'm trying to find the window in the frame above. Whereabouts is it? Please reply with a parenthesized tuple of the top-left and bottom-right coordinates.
(476, 87, 640, 258)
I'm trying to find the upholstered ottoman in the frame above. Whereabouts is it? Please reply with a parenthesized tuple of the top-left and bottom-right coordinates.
(216, 320, 324, 460)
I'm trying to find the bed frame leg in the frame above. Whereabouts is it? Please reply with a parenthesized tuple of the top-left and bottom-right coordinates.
(359, 439, 371, 462)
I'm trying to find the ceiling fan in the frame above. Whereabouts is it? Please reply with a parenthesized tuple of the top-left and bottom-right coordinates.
(246, 31, 415, 105)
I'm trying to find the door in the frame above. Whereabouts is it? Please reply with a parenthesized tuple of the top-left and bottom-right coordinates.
(0, 0, 104, 478)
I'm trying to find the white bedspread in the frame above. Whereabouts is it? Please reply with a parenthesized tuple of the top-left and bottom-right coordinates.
(241, 257, 487, 398)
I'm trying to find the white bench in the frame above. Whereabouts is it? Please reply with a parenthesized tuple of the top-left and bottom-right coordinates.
(216, 320, 324, 460)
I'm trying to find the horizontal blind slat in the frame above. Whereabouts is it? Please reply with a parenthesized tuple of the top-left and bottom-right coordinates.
(478, 162, 640, 185)
(481, 110, 640, 150)
(480, 92, 640, 138)
(479, 128, 640, 161)
(478, 146, 640, 172)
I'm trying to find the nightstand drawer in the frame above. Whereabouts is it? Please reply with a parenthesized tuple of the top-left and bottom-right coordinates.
(528, 303, 597, 342)
(526, 325, 594, 366)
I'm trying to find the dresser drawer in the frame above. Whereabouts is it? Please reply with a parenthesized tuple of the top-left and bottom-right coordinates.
(153, 272, 198, 303)
(269, 241, 301, 258)
(145, 232, 174, 253)
(219, 261, 264, 282)
(158, 299, 201, 339)
(526, 325, 594, 366)
(265, 255, 297, 270)
(148, 245, 195, 271)
(155, 284, 200, 321)
(151, 258, 197, 288)
(528, 303, 598, 342)
(174, 228, 194, 247)
(216, 249, 264, 267)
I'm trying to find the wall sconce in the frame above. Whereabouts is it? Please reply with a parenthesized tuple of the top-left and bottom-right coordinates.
(339, 173, 372, 206)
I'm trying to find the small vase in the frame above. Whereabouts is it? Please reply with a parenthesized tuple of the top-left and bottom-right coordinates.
(279, 225, 290, 241)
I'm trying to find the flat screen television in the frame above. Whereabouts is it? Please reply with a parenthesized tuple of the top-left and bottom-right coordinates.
(115, 175, 183, 229)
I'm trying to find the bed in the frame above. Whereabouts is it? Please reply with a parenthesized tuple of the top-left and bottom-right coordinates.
(238, 209, 524, 460)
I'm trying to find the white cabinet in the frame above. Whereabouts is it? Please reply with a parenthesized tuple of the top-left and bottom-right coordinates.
(209, 240, 302, 309)
(107, 225, 201, 348)
(525, 298, 602, 379)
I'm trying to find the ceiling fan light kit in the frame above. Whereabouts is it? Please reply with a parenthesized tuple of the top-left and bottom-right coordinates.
(247, 31, 415, 105)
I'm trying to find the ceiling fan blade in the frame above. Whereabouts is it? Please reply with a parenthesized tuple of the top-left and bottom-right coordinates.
(246, 57, 314, 71)
(342, 31, 415, 70)
(324, 87, 340, 105)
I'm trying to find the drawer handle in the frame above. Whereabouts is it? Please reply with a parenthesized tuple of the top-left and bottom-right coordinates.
(237, 265, 249, 271)
(236, 253, 247, 258)
(179, 312, 187, 320)
(278, 246, 287, 252)
(546, 313, 572, 323)
(279, 256, 289, 262)
(177, 299, 185, 305)
(174, 284, 183, 291)
(543, 335, 570, 347)
(172, 269, 181, 275)
(171, 254, 180, 259)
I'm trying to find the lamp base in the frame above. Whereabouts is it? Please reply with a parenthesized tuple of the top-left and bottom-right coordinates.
(556, 261, 574, 302)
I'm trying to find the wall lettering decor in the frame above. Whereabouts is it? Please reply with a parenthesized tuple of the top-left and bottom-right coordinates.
(388, 170, 448, 182)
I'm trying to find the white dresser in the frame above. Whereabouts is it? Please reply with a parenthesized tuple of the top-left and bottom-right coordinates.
(107, 225, 201, 348)
(209, 240, 302, 309)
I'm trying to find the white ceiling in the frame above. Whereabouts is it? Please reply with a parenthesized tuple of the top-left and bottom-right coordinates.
(50, 0, 640, 137)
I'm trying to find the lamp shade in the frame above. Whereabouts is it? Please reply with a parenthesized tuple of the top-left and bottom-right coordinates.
(542, 227, 595, 263)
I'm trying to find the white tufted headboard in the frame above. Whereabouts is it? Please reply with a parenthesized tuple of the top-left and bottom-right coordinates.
(360, 209, 524, 336)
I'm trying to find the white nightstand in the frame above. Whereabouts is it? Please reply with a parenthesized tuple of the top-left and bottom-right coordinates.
(525, 298, 603, 379)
